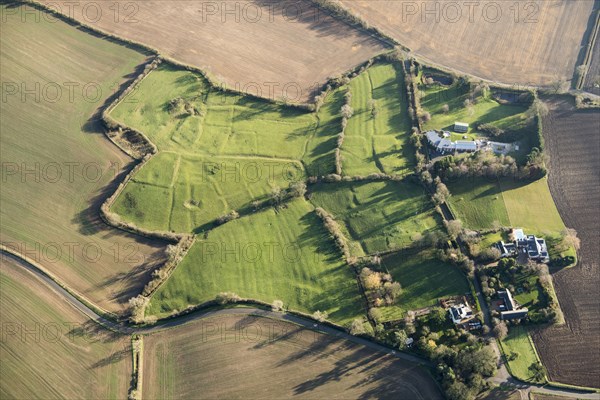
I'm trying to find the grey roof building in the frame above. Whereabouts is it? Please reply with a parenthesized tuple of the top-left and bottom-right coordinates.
(495, 229, 549, 263)
(498, 289, 528, 320)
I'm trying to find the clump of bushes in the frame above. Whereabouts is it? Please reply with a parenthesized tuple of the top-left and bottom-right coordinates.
(215, 292, 241, 305)
(360, 267, 402, 307)
(477, 123, 504, 137)
(216, 210, 240, 226)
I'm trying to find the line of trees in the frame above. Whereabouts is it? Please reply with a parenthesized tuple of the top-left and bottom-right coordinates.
(335, 88, 353, 175)
(432, 151, 547, 182)
(314, 207, 351, 260)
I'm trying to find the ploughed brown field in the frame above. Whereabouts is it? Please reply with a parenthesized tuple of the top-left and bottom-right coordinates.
(531, 97, 600, 388)
(0, 256, 132, 399)
(339, 0, 594, 88)
(142, 314, 444, 399)
(583, 22, 600, 95)
(36, 0, 388, 102)
(0, 5, 167, 315)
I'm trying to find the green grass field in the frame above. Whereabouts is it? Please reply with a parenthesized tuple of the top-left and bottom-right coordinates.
(342, 62, 415, 176)
(0, 6, 166, 314)
(500, 326, 545, 383)
(499, 178, 566, 233)
(447, 177, 566, 235)
(111, 65, 319, 159)
(147, 199, 364, 324)
(309, 180, 440, 256)
(0, 258, 131, 399)
(109, 64, 344, 232)
(379, 250, 470, 321)
(447, 178, 511, 230)
(112, 152, 304, 232)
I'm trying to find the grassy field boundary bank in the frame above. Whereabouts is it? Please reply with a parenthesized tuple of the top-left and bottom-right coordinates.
(101, 58, 162, 159)
(143, 297, 356, 335)
(575, 6, 600, 90)
(0, 246, 117, 322)
(307, 0, 400, 49)
(140, 236, 196, 299)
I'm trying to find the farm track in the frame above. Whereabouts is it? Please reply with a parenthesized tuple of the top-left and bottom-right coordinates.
(532, 98, 600, 388)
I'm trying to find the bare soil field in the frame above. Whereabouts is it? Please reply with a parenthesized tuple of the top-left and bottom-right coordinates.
(0, 256, 132, 399)
(0, 4, 166, 315)
(531, 97, 600, 388)
(530, 394, 574, 400)
(583, 20, 600, 95)
(36, 0, 388, 102)
(339, 0, 594, 88)
(142, 314, 443, 399)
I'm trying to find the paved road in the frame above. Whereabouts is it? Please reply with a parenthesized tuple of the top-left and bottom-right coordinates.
(2, 250, 598, 399)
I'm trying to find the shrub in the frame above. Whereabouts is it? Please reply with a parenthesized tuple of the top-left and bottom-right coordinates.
(493, 321, 508, 340)
(312, 310, 329, 322)
(271, 300, 284, 312)
(341, 104, 354, 119)
(350, 318, 367, 335)
(477, 123, 504, 137)
(128, 295, 149, 324)
(216, 292, 241, 305)
(368, 308, 383, 323)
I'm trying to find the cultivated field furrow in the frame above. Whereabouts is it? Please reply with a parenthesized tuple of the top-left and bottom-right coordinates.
(36, 0, 388, 102)
(142, 314, 444, 399)
(531, 97, 600, 388)
(339, 0, 595, 88)
(0, 6, 167, 314)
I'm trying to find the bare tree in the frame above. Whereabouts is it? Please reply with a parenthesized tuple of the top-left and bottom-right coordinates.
(341, 104, 354, 119)
(312, 310, 329, 322)
(493, 321, 508, 340)
(271, 299, 284, 312)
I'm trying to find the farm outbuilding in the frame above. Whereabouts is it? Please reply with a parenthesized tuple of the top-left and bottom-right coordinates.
(455, 141, 477, 152)
(454, 122, 469, 132)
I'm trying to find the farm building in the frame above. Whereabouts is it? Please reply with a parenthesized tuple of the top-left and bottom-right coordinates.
(455, 140, 477, 152)
(498, 289, 528, 320)
(425, 130, 479, 153)
(495, 229, 549, 263)
(454, 122, 469, 132)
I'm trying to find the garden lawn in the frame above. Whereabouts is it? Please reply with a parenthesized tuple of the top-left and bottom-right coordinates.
(147, 199, 364, 325)
(499, 177, 566, 234)
(447, 177, 566, 234)
(342, 62, 414, 176)
(309, 180, 440, 256)
(500, 326, 544, 383)
(379, 250, 470, 321)
(419, 80, 531, 139)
